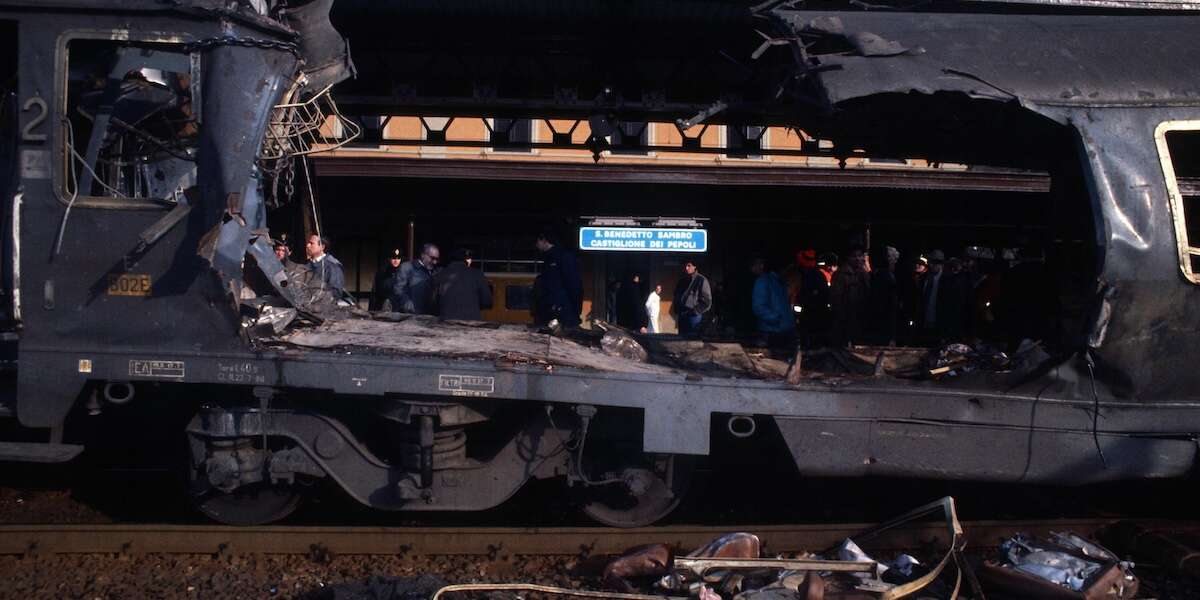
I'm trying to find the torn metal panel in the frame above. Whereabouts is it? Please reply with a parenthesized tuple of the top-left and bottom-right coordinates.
(1070, 107, 1200, 400)
(766, 10, 1200, 401)
(195, 43, 296, 292)
(774, 12, 1200, 111)
(245, 233, 298, 306)
(277, 0, 356, 95)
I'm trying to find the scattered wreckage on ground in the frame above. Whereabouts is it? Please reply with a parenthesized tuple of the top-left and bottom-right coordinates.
(318, 498, 1145, 600)
(2, 0, 1200, 527)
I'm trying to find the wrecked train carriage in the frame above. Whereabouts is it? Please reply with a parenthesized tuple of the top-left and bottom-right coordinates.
(2, 1, 1200, 526)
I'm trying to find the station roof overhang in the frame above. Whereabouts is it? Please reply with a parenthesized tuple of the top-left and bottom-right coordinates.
(310, 156, 1055, 193)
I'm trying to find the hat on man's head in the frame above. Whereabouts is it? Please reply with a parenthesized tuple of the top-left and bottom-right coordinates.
(927, 249, 946, 263)
(797, 249, 817, 268)
(389, 248, 402, 259)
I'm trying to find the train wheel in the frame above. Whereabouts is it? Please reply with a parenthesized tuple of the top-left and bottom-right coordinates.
(192, 483, 303, 526)
(185, 430, 304, 526)
(580, 454, 694, 528)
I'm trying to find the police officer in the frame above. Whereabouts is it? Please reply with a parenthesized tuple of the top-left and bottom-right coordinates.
(304, 234, 346, 298)
(370, 248, 403, 311)
(273, 234, 300, 269)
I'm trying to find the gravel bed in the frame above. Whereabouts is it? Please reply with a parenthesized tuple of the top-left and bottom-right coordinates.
(0, 487, 112, 525)
(0, 553, 588, 600)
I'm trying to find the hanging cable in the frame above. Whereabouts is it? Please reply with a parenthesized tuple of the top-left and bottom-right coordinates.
(52, 118, 81, 257)
(64, 118, 128, 198)
(300, 155, 320, 239)
(572, 405, 626, 486)
(1084, 350, 1109, 468)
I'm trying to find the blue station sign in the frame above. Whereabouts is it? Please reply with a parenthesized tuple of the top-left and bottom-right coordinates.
(579, 227, 708, 253)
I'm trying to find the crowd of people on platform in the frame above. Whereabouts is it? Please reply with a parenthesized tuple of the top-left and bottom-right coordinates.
(606, 243, 1058, 353)
(270, 231, 1057, 352)
(742, 244, 1059, 353)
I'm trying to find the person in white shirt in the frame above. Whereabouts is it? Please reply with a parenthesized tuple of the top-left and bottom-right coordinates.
(644, 284, 663, 333)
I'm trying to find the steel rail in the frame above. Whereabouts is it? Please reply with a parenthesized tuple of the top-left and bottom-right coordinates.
(1, 519, 1194, 557)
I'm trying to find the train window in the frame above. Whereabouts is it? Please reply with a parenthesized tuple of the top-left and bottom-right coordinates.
(504, 284, 533, 310)
(59, 39, 199, 206)
(1156, 122, 1200, 284)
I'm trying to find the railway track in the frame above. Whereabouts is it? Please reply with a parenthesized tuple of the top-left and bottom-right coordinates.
(3, 518, 1196, 557)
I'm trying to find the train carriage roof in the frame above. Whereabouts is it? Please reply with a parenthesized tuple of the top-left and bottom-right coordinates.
(786, 11, 1200, 109)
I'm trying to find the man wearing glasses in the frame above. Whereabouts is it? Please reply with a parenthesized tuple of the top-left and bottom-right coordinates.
(392, 243, 440, 314)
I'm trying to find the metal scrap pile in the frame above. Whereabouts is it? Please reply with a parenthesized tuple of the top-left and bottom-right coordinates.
(432, 498, 972, 600)
(603, 500, 964, 600)
(418, 498, 1147, 600)
(600, 532, 943, 600)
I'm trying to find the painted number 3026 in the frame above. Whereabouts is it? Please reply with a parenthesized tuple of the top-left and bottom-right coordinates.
(107, 274, 152, 297)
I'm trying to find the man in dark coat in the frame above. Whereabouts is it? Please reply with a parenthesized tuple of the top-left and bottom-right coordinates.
(304, 234, 346, 298)
(615, 273, 649, 331)
(369, 248, 403, 311)
(432, 248, 493, 321)
(997, 244, 1058, 352)
(392, 243, 439, 314)
(938, 257, 971, 341)
(898, 255, 927, 346)
(830, 247, 870, 347)
(868, 246, 901, 346)
(672, 260, 713, 339)
(534, 231, 583, 327)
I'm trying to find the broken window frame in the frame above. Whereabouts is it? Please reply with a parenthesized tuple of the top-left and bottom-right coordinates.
(54, 31, 200, 210)
(1155, 120, 1200, 284)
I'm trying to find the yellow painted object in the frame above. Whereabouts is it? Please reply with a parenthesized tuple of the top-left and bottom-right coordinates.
(480, 272, 537, 324)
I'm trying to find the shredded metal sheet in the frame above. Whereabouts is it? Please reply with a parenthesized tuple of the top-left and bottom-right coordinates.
(778, 11, 1200, 109)
(281, 316, 678, 375)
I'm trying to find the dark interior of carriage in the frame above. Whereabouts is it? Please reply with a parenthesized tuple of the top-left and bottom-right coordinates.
(245, 89, 1102, 385)
(206, 1, 1120, 385)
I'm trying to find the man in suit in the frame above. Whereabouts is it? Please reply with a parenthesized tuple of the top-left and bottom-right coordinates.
(392, 243, 440, 315)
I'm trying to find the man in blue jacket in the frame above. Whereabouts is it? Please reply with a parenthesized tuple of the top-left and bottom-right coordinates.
(534, 231, 583, 327)
(751, 257, 796, 351)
